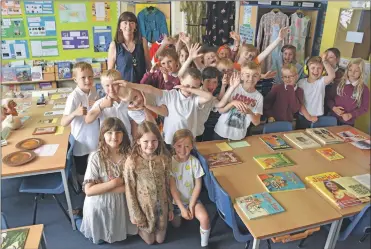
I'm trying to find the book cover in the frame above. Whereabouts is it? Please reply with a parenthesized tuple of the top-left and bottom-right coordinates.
(284, 132, 321, 149)
(15, 66, 32, 82)
(57, 62, 72, 79)
(205, 151, 243, 168)
(337, 130, 367, 142)
(316, 148, 344, 161)
(235, 192, 285, 220)
(306, 128, 343, 145)
(1, 67, 17, 82)
(353, 174, 371, 190)
(39, 82, 52, 89)
(20, 84, 35, 91)
(91, 62, 101, 77)
(305, 172, 363, 209)
(351, 139, 371, 150)
(253, 153, 295, 170)
(333, 177, 370, 199)
(258, 172, 306, 193)
(31, 66, 43, 81)
(259, 134, 292, 151)
(1, 228, 30, 249)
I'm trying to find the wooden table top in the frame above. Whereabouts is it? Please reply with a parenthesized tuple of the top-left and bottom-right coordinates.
(1, 224, 44, 249)
(196, 126, 370, 239)
(2, 97, 70, 177)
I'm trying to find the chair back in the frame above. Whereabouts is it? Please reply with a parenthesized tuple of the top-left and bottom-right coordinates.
(65, 134, 76, 178)
(311, 116, 337, 128)
(1, 212, 9, 229)
(191, 149, 215, 202)
(263, 121, 293, 134)
(338, 203, 370, 241)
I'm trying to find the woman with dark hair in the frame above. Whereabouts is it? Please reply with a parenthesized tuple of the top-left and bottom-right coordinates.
(108, 12, 150, 83)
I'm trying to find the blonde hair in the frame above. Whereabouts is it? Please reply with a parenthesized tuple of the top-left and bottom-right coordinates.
(100, 69, 122, 82)
(306, 56, 323, 69)
(72, 62, 93, 78)
(236, 44, 259, 62)
(281, 63, 298, 75)
(337, 58, 365, 107)
(241, 61, 261, 73)
(217, 58, 234, 68)
(171, 129, 195, 155)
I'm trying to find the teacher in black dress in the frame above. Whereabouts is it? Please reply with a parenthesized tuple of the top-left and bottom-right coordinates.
(108, 11, 150, 83)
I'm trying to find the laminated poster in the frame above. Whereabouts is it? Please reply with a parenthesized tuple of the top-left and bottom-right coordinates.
(93, 26, 112, 52)
(59, 3, 87, 23)
(1, 40, 29, 60)
(92, 2, 111, 22)
(24, 1, 54, 14)
(2, 0, 22, 15)
(1, 18, 26, 38)
(30, 39, 59, 57)
(61, 30, 89, 50)
(27, 16, 57, 37)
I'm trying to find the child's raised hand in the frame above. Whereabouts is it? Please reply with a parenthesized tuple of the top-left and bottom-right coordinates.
(230, 31, 241, 43)
(230, 72, 241, 88)
(278, 27, 289, 40)
(231, 100, 249, 113)
(262, 71, 277, 79)
(179, 32, 191, 45)
(189, 43, 203, 61)
(162, 34, 175, 45)
(150, 62, 159, 73)
(332, 106, 345, 116)
(321, 52, 328, 62)
(100, 96, 113, 109)
(222, 74, 229, 86)
(74, 103, 87, 116)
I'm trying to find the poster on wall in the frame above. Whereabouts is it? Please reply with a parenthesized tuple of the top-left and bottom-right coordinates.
(24, 1, 54, 14)
(242, 6, 252, 25)
(61, 30, 90, 50)
(1, 40, 29, 60)
(27, 16, 57, 37)
(30, 39, 59, 57)
(59, 4, 87, 23)
(92, 2, 111, 22)
(239, 24, 254, 45)
(1, 18, 26, 38)
(93, 26, 112, 52)
(2, 0, 22, 15)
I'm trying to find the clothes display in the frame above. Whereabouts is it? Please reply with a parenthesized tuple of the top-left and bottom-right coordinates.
(137, 7, 168, 43)
(289, 12, 311, 65)
(205, 1, 235, 46)
(180, 2, 207, 43)
(256, 10, 289, 72)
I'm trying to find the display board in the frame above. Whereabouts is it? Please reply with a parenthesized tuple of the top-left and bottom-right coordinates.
(1, 1, 118, 63)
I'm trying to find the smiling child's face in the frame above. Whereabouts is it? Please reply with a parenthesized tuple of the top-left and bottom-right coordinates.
(202, 78, 218, 94)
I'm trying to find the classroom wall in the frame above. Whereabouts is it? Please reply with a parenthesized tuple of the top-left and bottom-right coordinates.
(320, 1, 371, 134)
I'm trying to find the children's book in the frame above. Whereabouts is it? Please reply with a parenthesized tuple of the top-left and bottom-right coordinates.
(352, 174, 371, 190)
(38, 118, 58, 124)
(15, 66, 32, 82)
(31, 66, 43, 81)
(284, 132, 321, 149)
(305, 172, 366, 209)
(259, 134, 292, 151)
(53, 102, 66, 109)
(1, 228, 29, 249)
(1, 67, 17, 82)
(336, 130, 367, 143)
(258, 172, 306, 193)
(57, 62, 72, 79)
(351, 139, 371, 150)
(305, 128, 343, 145)
(20, 84, 35, 91)
(205, 151, 243, 168)
(253, 153, 295, 170)
(91, 62, 102, 77)
(44, 110, 64, 116)
(316, 148, 344, 161)
(39, 82, 52, 89)
(333, 177, 370, 199)
(235, 192, 285, 220)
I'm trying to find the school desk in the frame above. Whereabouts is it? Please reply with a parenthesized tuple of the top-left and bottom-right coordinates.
(196, 126, 370, 249)
(1, 97, 76, 230)
(1, 224, 47, 249)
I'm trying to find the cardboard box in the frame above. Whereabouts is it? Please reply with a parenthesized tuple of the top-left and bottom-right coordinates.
(43, 72, 55, 81)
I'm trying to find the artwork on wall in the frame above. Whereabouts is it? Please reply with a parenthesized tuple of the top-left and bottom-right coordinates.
(1, 18, 26, 38)
(30, 39, 59, 57)
(2, 0, 22, 15)
(93, 26, 112, 52)
(61, 30, 90, 50)
(92, 2, 111, 22)
(27, 16, 57, 37)
(59, 3, 87, 23)
(1, 40, 30, 60)
(24, 1, 54, 14)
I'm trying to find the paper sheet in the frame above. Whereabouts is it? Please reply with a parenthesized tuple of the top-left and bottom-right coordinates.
(34, 144, 59, 156)
(228, 141, 251, 148)
(44, 110, 64, 116)
(55, 126, 65, 135)
(216, 142, 233, 151)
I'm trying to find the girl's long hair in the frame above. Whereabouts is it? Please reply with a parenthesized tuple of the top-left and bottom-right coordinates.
(336, 58, 365, 107)
(171, 129, 195, 156)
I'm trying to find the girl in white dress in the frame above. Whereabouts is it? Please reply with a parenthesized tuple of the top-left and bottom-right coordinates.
(80, 117, 138, 244)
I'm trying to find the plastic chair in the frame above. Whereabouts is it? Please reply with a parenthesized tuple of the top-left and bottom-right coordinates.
(263, 121, 293, 134)
(210, 172, 256, 249)
(310, 116, 337, 128)
(1, 212, 9, 229)
(19, 135, 76, 225)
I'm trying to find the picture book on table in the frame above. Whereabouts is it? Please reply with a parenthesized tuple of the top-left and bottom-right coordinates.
(284, 132, 321, 149)
(1, 228, 29, 249)
(351, 139, 371, 150)
(15, 66, 32, 82)
(332, 177, 370, 199)
(316, 148, 344, 161)
(352, 174, 371, 190)
(305, 128, 343, 145)
(1, 67, 16, 82)
(31, 66, 43, 81)
(253, 153, 295, 170)
(336, 130, 367, 143)
(57, 62, 72, 79)
(259, 134, 292, 151)
(235, 192, 285, 220)
(205, 151, 243, 168)
(305, 172, 368, 209)
(258, 171, 306, 193)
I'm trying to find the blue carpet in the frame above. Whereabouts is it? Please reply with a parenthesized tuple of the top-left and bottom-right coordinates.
(1, 179, 370, 249)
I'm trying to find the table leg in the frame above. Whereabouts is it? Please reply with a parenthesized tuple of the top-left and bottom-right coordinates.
(61, 170, 76, 230)
(330, 218, 343, 249)
(252, 238, 260, 249)
(324, 219, 341, 249)
(40, 231, 47, 249)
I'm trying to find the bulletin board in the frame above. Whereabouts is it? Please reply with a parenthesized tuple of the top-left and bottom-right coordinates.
(1, 1, 118, 63)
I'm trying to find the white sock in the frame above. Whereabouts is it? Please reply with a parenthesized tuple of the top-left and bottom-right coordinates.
(200, 226, 210, 247)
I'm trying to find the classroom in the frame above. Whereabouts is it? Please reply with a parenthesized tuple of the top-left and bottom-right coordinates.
(1, 1, 370, 249)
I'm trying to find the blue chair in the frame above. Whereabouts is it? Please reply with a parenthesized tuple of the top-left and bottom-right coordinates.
(19, 135, 76, 225)
(210, 172, 257, 249)
(310, 116, 337, 128)
(1, 212, 9, 229)
(263, 121, 293, 134)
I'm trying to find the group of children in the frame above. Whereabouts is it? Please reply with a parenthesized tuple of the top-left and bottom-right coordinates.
(62, 28, 369, 247)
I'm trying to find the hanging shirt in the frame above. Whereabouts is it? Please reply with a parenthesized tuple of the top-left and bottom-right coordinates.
(137, 7, 168, 43)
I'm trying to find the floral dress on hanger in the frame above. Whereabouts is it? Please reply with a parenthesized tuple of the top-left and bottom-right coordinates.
(289, 12, 311, 65)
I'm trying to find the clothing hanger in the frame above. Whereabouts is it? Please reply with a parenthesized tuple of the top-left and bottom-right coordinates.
(296, 9, 304, 17)
(147, 6, 154, 11)
(271, 8, 280, 13)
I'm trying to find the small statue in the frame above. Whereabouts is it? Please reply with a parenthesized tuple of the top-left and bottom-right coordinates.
(2, 99, 18, 116)
(2, 114, 22, 130)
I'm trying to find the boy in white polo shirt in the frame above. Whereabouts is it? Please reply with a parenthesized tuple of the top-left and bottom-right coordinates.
(85, 69, 134, 142)
(61, 62, 99, 177)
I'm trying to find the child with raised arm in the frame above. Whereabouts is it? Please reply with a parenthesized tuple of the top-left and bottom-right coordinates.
(124, 121, 173, 245)
(80, 117, 137, 244)
(297, 54, 335, 129)
(61, 62, 99, 177)
(264, 64, 304, 122)
(85, 69, 133, 142)
(170, 129, 210, 247)
(214, 62, 264, 141)
(327, 58, 369, 126)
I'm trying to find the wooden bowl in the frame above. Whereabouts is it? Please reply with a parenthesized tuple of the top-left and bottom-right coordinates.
(2, 150, 37, 166)
(15, 138, 44, 150)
